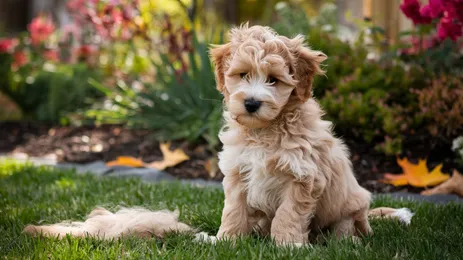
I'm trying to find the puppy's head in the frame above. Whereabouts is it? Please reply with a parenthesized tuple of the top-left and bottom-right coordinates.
(211, 25, 327, 129)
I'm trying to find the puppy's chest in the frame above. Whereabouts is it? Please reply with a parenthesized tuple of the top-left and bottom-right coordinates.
(237, 148, 289, 214)
(244, 171, 289, 215)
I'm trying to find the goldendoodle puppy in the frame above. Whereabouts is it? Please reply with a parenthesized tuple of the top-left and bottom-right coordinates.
(211, 24, 372, 246)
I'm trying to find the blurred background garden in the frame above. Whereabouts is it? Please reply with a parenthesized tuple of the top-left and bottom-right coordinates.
(0, 0, 462, 194)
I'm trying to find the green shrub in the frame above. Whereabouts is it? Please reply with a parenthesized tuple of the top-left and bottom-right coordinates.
(413, 75, 463, 138)
(1, 60, 102, 123)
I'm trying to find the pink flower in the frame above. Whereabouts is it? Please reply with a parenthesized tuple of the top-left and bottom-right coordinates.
(420, 0, 445, 19)
(110, 8, 123, 24)
(400, 0, 432, 24)
(61, 24, 82, 43)
(0, 38, 18, 53)
(400, 36, 438, 55)
(67, 0, 86, 11)
(437, 16, 462, 41)
(28, 15, 55, 46)
(444, 0, 463, 22)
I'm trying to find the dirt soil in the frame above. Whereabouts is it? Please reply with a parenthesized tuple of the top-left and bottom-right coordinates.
(1, 121, 459, 193)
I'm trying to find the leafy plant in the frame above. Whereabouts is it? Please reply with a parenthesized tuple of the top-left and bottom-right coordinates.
(88, 31, 224, 150)
(396, 0, 463, 75)
(1, 62, 102, 122)
(413, 75, 463, 138)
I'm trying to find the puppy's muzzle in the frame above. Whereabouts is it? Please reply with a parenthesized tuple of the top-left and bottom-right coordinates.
(244, 98, 262, 113)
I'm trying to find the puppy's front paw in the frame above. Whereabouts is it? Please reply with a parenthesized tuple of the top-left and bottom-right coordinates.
(216, 230, 241, 242)
(276, 241, 307, 248)
(273, 234, 307, 248)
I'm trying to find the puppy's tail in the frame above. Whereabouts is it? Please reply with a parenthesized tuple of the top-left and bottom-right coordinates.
(23, 207, 216, 241)
(368, 207, 414, 225)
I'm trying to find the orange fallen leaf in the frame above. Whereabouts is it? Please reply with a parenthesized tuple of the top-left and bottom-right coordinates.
(381, 157, 450, 187)
(421, 170, 463, 197)
(106, 156, 145, 167)
(146, 142, 190, 170)
(105, 143, 189, 170)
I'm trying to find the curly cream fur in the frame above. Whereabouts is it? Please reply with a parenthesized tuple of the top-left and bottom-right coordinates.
(23, 207, 194, 239)
(212, 25, 372, 245)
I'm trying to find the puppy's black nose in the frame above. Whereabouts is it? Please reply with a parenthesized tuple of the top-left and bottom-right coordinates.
(244, 99, 261, 113)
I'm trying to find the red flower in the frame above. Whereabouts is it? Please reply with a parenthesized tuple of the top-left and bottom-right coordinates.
(74, 45, 97, 62)
(43, 49, 59, 62)
(78, 45, 95, 56)
(437, 16, 462, 41)
(28, 15, 55, 46)
(400, 0, 432, 24)
(0, 38, 18, 53)
(12, 51, 28, 68)
(445, 0, 463, 22)
(454, 1, 463, 22)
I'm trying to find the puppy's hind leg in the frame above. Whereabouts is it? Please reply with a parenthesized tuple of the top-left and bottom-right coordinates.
(332, 217, 356, 239)
(255, 215, 272, 237)
(88, 207, 113, 218)
(354, 208, 373, 236)
(333, 213, 371, 244)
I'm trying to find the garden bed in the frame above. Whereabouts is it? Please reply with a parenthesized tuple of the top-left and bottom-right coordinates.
(1, 121, 458, 194)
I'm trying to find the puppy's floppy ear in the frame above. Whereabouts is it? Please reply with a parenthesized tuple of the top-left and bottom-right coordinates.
(291, 36, 327, 102)
(210, 43, 231, 95)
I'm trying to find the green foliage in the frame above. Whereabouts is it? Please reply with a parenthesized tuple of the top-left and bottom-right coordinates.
(399, 38, 463, 75)
(319, 57, 431, 154)
(0, 61, 102, 123)
(413, 75, 463, 137)
(0, 54, 12, 94)
(272, 2, 310, 37)
(88, 32, 223, 150)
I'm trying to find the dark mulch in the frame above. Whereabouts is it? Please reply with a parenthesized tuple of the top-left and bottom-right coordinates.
(0, 121, 221, 181)
(0, 121, 459, 193)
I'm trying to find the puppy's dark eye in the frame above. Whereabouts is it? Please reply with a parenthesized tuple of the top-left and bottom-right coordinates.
(267, 76, 278, 84)
(240, 72, 248, 79)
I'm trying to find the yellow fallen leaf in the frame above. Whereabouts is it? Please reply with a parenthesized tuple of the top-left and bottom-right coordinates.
(382, 173, 408, 186)
(146, 142, 189, 170)
(381, 157, 450, 187)
(106, 156, 145, 167)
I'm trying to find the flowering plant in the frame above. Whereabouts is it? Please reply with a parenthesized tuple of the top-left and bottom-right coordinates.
(400, 0, 463, 49)
(398, 0, 463, 74)
(400, 0, 463, 41)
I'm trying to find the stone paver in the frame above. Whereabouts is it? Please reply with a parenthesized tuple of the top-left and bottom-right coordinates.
(1, 153, 462, 202)
(382, 192, 463, 204)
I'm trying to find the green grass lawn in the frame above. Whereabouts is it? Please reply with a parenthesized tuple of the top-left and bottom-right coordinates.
(1, 161, 463, 259)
